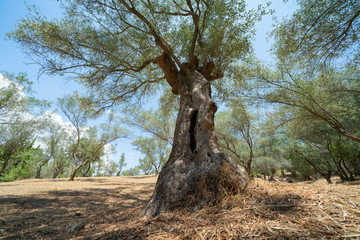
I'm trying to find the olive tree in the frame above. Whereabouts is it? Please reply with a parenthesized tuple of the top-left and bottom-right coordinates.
(10, 0, 269, 217)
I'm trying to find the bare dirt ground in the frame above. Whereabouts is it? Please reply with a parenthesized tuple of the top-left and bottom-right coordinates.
(0, 176, 359, 239)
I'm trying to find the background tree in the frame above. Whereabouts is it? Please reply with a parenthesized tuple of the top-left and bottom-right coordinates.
(122, 167, 140, 176)
(231, 0, 360, 183)
(0, 122, 36, 178)
(132, 136, 170, 175)
(117, 153, 127, 176)
(216, 99, 255, 177)
(58, 93, 127, 181)
(49, 149, 70, 178)
(68, 135, 105, 178)
(251, 118, 289, 180)
(0, 73, 49, 180)
(1, 146, 45, 182)
(0, 72, 48, 124)
(283, 116, 360, 183)
(103, 161, 120, 177)
(35, 121, 66, 178)
(241, 60, 360, 182)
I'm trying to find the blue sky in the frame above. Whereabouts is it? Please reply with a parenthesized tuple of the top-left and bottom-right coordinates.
(0, 0, 82, 102)
(0, 0, 297, 170)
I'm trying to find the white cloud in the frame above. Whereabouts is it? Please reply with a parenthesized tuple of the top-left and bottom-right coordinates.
(0, 75, 28, 124)
(0, 73, 11, 88)
(39, 111, 76, 136)
(0, 73, 26, 98)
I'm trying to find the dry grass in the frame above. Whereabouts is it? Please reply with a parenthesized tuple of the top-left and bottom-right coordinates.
(1, 176, 359, 239)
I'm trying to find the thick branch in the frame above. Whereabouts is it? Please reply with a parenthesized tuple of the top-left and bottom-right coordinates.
(186, 0, 199, 65)
(156, 52, 180, 94)
(118, 0, 182, 69)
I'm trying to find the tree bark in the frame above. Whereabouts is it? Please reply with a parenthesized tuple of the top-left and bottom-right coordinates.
(69, 165, 82, 181)
(52, 171, 61, 178)
(142, 70, 248, 218)
(82, 163, 91, 177)
(246, 148, 254, 178)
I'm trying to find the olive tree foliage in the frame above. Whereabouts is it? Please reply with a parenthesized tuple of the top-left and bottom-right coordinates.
(0, 73, 28, 123)
(273, 0, 360, 65)
(241, 63, 360, 181)
(123, 90, 175, 176)
(68, 135, 105, 177)
(226, 0, 360, 183)
(251, 0, 360, 144)
(0, 72, 48, 123)
(103, 161, 120, 176)
(122, 166, 140, 176)
(0, 124, 38, 181)
(244, 60, 360, 144)
(122, 89, 178, 147)
(282, 113, 360, 183)
(93, 153, 126, 177)
(9, 0, 268, 107)
(1, 146, 46, 182)
(35, 121, 68, 178)
(48, 148, 70, 178)
(68, 125, 125, 180)
(250, 117, 290, 180)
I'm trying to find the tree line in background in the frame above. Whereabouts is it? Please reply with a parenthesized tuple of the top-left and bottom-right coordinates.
(1, 0, 360, 184)
(0, 74, 128, 181)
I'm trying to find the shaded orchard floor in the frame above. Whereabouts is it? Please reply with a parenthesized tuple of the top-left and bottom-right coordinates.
(0, 176, 156, 239)
(0, 175, 360, 239)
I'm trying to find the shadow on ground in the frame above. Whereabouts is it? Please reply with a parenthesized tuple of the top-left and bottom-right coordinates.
(0, 183, 155, 240)
(1, 177, 359, 240)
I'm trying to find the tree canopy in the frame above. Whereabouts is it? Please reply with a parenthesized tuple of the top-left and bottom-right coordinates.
(10, 0, 268, 108)
(273, 0, 360, 64)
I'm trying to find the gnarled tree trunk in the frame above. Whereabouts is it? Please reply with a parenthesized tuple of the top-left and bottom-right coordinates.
(142, 70, 248, 218)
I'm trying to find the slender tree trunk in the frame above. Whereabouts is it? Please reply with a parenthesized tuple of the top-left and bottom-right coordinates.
(82, 163, 91, 177)
(35, 165, 42, 179)
(142, 70, 248, 218)
(69, 165, 82, 181)
(336, 160, 349, 181)
(246, 148, 254, 178)
(298, 150, 333, 184)
(338, 144, 354, 181)
(52, 172, 60, 178)
(325, 170, 332, 184)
